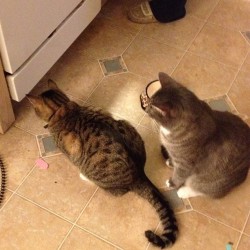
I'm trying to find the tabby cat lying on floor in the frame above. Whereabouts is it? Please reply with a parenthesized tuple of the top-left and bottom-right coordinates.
(27, 80, 178, 249)
(141, 72, 250, 199)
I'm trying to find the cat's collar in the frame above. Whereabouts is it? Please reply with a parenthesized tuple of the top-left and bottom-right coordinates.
(43, 112, 56, 129)
(140, 80, 161, 110)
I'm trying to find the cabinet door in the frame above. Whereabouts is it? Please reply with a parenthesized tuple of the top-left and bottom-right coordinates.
(0, 0, 81, 73)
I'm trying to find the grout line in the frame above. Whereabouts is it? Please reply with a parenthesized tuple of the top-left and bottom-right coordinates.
(186, 50, 239, 70)
(235, 209, 250, 250)
(194, 209, 242, 234)
(14, 165, 37, 194)
(74, 224, 124, 250)
(170, 20, 206, 76)
(121, 23, 146, 58)
(240, 31, 250, 46)
(13, 124, 39, 137)
(226, 50, 249, 95)
(80, 76, 105, 103)
(15, 193, 74, 224)
(176, 208, 193, 215)
(203, 0, 221, 22)
(74, 187, 99, 224)
(239, 208, 250, 233)
(186, 198, 193, 210)
(0, 190, 15, 212)
(235, 233, 243, 250)
(225, 94, 241, 114)
(57, 187, 99, 249)
(136, 113, 146, 128)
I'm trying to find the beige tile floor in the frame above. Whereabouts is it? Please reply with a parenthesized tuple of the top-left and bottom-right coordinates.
(0, 0, 250, 249)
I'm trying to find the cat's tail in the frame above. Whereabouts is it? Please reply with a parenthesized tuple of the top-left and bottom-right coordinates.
(133, 178, 178, 249)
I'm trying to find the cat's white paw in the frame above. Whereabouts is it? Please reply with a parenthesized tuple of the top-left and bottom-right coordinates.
(80, 173, 90, 182)
(165, 159, 173, 169)
(166, 179, 175, 189)
(177, 187, 191, 199)
(166, 179, 171, 188)
(177, 186, 203, 199)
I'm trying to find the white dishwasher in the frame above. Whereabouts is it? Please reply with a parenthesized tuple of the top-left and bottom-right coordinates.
(0, 0, 101, 101)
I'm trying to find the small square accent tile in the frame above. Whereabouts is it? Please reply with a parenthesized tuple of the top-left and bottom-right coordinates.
(36, 134, 61, 157)
(241, 31, 250, 45)
(207, 97, 231, 112)
(205, 96, 235, 112)
(160, 188, 192, 213)
(99, 56, 127, 76)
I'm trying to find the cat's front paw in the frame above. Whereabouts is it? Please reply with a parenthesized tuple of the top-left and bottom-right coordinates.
(165, 159, 174, 169)
(166, 178, 175, 189)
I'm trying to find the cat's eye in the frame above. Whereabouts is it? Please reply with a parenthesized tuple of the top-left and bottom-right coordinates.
(140, 80, 161, 110)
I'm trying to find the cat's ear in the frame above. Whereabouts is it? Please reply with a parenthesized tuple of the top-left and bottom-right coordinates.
(158, 72, 178, 88)
(48, 79, 59, 90)
(26, 94, 43, 108)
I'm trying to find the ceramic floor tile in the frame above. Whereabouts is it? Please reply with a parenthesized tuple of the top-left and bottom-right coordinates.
(172, 52, 237, 99)
(1, 1, 250, 249)
(74, 15, 135, 60)
(0, 127, 38, 190)
(48, 49, 104, 101)
(100, 0, 144, 36)
(188, 23, 249, 68)
(237, 235, 250, 250)
(190, 173, 250, 231)
(61, 226, 118, 250)
(77, 188, 159, 250)
(86, 73, 148, 124)
(208, 0, 250, 31)
(140, 15, 204, 50)
(148, 211, 240, 250)
(228, 70, 250, 116)
(241, 52, 250, 72)
(123, 35, 184, 79)
(0, 194, 71, 250)
(186, 0, 220, 20)
(17, 155, 97, 222)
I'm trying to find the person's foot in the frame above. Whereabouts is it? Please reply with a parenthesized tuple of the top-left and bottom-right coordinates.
(127, 1, 157, 24)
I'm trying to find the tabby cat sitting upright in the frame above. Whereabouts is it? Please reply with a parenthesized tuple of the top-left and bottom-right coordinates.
(141, 72, 250, 199)
(27, 80, 178, 249)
